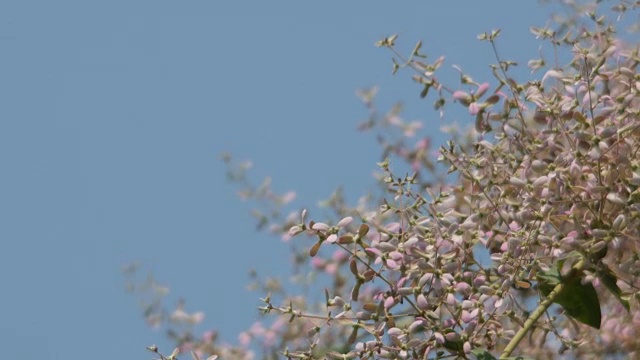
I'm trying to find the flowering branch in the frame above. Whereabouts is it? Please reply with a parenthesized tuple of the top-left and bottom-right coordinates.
(501, 258, 586, 358)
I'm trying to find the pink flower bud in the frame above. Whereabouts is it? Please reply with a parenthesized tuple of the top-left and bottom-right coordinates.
(476, 82, 490, 98)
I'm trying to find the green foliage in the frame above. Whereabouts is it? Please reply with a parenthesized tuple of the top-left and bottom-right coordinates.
(536, 263, 601, 329)
(471, 349, 534, 360)
(597, 263, 631, 312)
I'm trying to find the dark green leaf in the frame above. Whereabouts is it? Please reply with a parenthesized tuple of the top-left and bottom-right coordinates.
(557, 276, 601, 329)
(470, 349, 497, 360)
(470, 350, 536, 360)
(392, 58, 400, 75)
(443, 338, 463, 352)
(537, 266, 601, 329)
(420, 84, 430, 98)
(597, 263, 630, 312)
(411, 40, 422, 57)
(536, 267, 561, 295)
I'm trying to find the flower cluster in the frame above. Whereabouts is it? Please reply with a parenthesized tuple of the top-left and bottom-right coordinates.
(132, 1, 640, 359)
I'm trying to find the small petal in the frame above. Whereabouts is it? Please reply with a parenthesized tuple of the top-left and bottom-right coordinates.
(280, 191, 296, 204)
(384, 296, 396, 309)
(365, 247, 383, 257)
(532, 176, 548, 189)
(385, 258, 398, 269)
(542, 69, 563, 84)
(387, 327, 403, 337)
(475, 82, 490, 98)
(509, 177, 526, 187)
(288, 225, 303, 237)
(453, 90, 471, 102)
(468, 102, 481, 115)
(606, 193, 625, 205)
(417, 294, 429, 309)
(312, 222, 330, 231)
(337, 216, 353, 228)
(455, 282, 471, 296)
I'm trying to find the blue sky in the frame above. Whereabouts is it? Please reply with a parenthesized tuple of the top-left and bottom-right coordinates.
(0, 2, 552, 359)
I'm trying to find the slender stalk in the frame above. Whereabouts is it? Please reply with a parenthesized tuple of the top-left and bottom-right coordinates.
(500, 260, 585, 359)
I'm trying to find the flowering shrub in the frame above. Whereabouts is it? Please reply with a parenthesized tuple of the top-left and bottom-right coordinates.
(128, 1, 640, 359)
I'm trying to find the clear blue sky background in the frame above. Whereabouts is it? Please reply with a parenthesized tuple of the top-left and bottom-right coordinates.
(0, 2, 553, 359)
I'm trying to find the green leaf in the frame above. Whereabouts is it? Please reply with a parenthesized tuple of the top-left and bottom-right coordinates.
(443, 338, 463, 352)
(471, 349, 497, 360)
(537, 266, 601, 329)
(470, 350, 536, 360)
(392, 58, 400, 75)
(392, 64, 399, 75)
(536, 267, 560, 293)
(597, 263, 630, 312)
(558, 277, 601, 329)
(411, 40, 423, 57)
(420, 83, 430, 98)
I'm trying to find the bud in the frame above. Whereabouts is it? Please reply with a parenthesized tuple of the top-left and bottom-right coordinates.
(612, 214, 627, 231)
